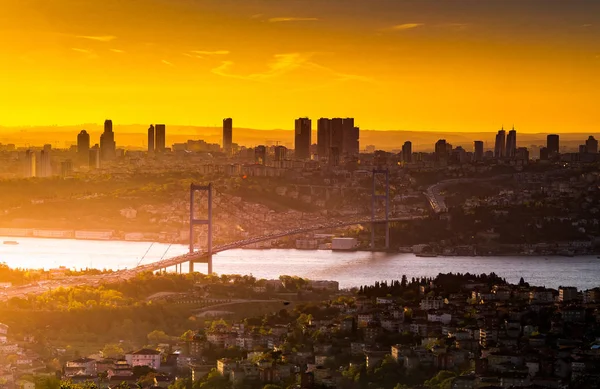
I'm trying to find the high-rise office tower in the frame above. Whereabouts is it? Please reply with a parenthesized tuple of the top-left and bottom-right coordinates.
(539, 147, 549, 161)
(39, 149, 52, 177)
(474, 141, 484, 162)
(547, 134, 560, 156)
(435, 139, 447, 161)
(274, 146, 287, 161)
(61, 160, 73, 177)
(317, 118, 331, 160)
(506, 128, 517, 158)
(586, 136, 598, 154)
(294, 118, 311, 160)
(255, 145, 267, 165)
(515, 147, 529, 161)
(494, 128, 506, 158)
(89, 146, 101, 169)
(223, 118, 233, 154)
(100, 119, 116, 161)
(23, 150, 36, 178)
(77, 130, 90, 165)
(147, 125, 155, 153)
(342, 118, 359, 157)
(155, 124, 166, 153)
(329, 118, 344, 160)
(402, 141, 412, 163)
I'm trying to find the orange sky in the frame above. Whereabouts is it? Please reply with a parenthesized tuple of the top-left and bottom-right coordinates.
(0, 0, 599, 133)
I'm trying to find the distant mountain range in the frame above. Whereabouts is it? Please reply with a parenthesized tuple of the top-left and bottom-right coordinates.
(1, 124, 598, 152)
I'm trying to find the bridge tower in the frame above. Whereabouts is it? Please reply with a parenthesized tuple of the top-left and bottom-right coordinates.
(371, 169, 390, 250)
(189, 183, 213, 274)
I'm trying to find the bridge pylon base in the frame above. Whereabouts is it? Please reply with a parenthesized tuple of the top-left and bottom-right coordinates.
(188, 255, 213, 275)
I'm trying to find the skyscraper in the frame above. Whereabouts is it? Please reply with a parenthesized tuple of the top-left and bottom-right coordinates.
(77, 130, 90, 165)
(274, 146, 287, 161)
(147, 125, 155, 153)
(294, 118, 311, 160)
(547, 134, 560, 156)
(506, 128, 517, 158)
(342, 118, 359, 157)
(89, 145, 101, 169)
(494, 128, 506, 158)
(330, 118, 344, 160)
(155, 124, 166, 152)
(317, 118, 331, 160)
(435, 139, 447, 161)
(223, 118, 233, 154)
(100, 119, 116, 161)
(255, 145, 267, 165)
(402, 141, 412, 163)
(23, 150, 36, 178)
(586, 136, 598, 154)
(39, 149, 52, 177)
(474, 141, 484, 162)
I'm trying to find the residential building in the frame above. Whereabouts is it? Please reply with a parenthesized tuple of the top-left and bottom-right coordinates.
(547, 134, 559, 156)
(147, 125, 155, 153)
(294, 118, 311, 160)
(223, 118, 233, 154)
(402, 141, 412, 163)
(473, 141, 484, 162)
(155, 124, 166, 153)
(125, 348, 161, 369)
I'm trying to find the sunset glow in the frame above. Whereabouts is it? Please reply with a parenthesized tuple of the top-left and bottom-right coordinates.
(0, 0, 599, 133)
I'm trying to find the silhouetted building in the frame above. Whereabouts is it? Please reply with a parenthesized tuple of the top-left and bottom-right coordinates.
(539, 147, 549, 161)
(77, 130, 90, 165)
(39, 149, 52, 177)
(474, 141, 484, 162)
(255, 145, 267, 165)
(516, 147, 529, 161)
(506, 128, 517, 158)
(23, 150, 36, 178)
(223, 118, 233, 154)
(342, 118, 359, 157)
(547, 134, 559, 157)
(294, 118, 311, 160)
(330, 118, 344, 159)
(61, 160, 73, 177)
(435, 139, 447, 162)
(402, 141, 412, 163)
(155, 124, 166, 153)
(274, 145, 287, 161)
(494, 128, 506, 158)
(100, 120, 116, 161)
(317, 118, 331, 160)
(586, 136, 598, 154)
(89, 145, 101, 169)
(147, 125, 155, 153)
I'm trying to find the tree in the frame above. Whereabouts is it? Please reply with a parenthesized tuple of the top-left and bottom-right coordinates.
(102, 343, 124, 359)
(147, 330, 170, 344)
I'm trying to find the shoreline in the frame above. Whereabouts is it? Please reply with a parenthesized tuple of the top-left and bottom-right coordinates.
(1, 235, 599, 259)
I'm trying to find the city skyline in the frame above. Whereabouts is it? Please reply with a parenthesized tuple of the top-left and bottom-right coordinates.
(0, 0, 599, 132)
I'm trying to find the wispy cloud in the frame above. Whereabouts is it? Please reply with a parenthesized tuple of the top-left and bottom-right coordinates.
(71, 48, 98, 59)
(211, 52, 372, 86)
(251, 14, 263, 19)
(162, 60, 174, 67)
(212, 53, 309, 80)
(268, 17, 319, 23)
(110, 48, 125, 53)
(76, 35, 116, 42)
(390, 23, 423, 31)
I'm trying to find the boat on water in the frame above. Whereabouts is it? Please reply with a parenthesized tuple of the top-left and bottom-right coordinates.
(3, 241, 19, 245)
(416, 253, 438, 258)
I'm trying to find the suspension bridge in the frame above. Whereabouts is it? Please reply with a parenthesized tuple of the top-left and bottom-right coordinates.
(133, 169, 420, 275)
